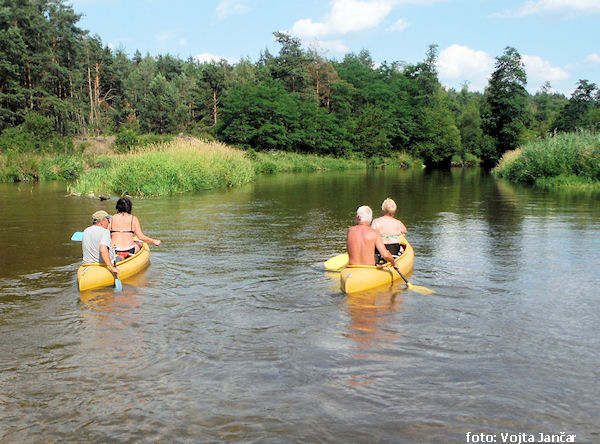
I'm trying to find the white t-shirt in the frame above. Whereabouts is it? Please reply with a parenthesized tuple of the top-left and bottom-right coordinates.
(82, 225, 114, 264)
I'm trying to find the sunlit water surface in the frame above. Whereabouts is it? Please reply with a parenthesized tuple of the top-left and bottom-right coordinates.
(1, 169, 599, 443)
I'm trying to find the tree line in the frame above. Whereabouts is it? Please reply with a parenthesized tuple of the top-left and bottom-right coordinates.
(1, 0, 599, 167)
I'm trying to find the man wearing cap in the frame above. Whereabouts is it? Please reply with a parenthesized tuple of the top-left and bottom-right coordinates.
(82, 210, 118, 275)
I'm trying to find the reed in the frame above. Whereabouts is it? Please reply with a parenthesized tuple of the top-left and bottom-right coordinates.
(70, 139, 255, 196)
(5, 137, 419, 195)
(0, 151, 84, 182)
(494, 131, 600, 189)
(251, 150, 366, 174)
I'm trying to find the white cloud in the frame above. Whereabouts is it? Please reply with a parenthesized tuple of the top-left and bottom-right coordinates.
(388, 18, 409, 32)
(216, 0, 251, 19)
(290, 0, 398, 38)
(522, 54, 569, 82)
(498, 0, 600, 17)
(311, 39, 349, 54)
(194, 52, 237, 64)
(585, 53, 600, 63)
(437, 44, 494, 91)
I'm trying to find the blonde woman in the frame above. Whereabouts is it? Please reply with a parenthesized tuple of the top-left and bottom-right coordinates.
(371, 198, 407, 259)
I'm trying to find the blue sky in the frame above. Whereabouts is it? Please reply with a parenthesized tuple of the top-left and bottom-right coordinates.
(69, 0, 599, 95)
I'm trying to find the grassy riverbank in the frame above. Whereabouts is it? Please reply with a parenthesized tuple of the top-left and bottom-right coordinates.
(494, 131, 600, 190)
(67, 139, 412, 196)
(1, 137, 420, 195)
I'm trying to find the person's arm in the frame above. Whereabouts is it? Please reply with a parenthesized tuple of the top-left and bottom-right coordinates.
(100, 244, 118, 274)
(132, 216, 161, 246)
(399, 220, 407, 235)
(374, 235, 395, 265)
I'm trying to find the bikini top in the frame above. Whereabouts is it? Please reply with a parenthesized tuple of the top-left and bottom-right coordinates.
(381, 234, 402, 238)
(110, 214, 134, 234)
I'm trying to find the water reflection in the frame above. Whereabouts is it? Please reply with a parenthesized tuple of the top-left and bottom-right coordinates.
(345, 289, 404, 350)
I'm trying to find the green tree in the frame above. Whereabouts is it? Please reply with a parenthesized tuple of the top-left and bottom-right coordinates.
(268, 32, 312, 93)
(124, 53, 157, 122)
(0, 0, 86, 132)
(408, 45, 460, 165)
(530, 82, 567, 136)
(218, 79, 301, 151)
(354, 104, 392, 157)
(200, 60, 232, 127)
(139, 74, 178, 133)
(482, 46, 531, 166)
(450, 84, 485, 160)
(552, 79, 597, 132)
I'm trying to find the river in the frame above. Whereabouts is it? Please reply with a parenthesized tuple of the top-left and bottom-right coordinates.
(1, 168, 599, 443)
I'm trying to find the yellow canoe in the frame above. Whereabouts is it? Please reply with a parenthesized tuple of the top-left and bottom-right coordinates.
(340, 240, 414, 294)
(77, 242, 150, 291)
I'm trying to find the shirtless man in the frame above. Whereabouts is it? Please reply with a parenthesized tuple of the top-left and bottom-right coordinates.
(347, 205, 397, 269)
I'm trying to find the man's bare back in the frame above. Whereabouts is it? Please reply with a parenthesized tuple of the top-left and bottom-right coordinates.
(347, 206, 395, 266)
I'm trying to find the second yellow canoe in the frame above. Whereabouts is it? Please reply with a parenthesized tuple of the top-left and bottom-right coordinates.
(340, 240, 414, 293)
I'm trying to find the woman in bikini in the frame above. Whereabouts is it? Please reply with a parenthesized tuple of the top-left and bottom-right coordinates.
(111, 196, 161, 259)
(371, 198, 407, 261)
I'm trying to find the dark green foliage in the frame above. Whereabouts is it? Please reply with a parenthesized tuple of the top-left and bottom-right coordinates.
(0, 112, 74, 153)
(114, 128, 139, 153)
(139, 74, 179, 133)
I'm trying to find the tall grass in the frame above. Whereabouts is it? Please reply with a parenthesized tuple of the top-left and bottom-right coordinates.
(494, 131, 600, 190)
(249, 149, 367, 174)
(70, 140, 255, 196)
(4, 137, 419, 196)
(0, 151, 84, 182)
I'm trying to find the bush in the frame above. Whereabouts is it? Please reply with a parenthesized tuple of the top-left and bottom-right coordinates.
(0, 112, 74, 154)
(114, 128, 139, 153)
(494, 131, 600, 188)
(40, 155, 83, 180)
(22, 113, 54, 141)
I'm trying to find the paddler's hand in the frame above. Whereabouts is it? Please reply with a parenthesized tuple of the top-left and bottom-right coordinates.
(109, 265, 119, 275)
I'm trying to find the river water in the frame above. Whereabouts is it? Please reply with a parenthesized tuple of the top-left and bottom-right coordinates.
(1, 168, 599, 443)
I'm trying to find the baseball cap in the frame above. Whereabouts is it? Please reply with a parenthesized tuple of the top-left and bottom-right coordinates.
(92, 210, 112, 222)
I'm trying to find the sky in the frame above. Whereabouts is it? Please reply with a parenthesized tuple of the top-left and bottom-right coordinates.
(68, 0, 600, 96)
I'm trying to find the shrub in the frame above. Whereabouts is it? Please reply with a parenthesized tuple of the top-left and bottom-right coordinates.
(114, 128, 139, 153)
(22, 113, 54, 141)
(40, 155, 83, 180)
(494, 131, 600, 188)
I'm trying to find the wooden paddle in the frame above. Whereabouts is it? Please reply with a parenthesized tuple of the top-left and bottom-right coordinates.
(71, 231, 122, 291)
(324, 253, 349, 271)
(392, 265, 435, 295)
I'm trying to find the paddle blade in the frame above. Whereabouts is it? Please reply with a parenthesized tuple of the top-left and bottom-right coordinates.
(114, 278, 122, 291)
(406, 283, 435, 295)
(324, 253, 349, 271)
(71, 231, 84, 242)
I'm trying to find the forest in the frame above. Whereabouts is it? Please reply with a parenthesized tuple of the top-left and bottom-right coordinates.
(1, 0, 599, 169)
